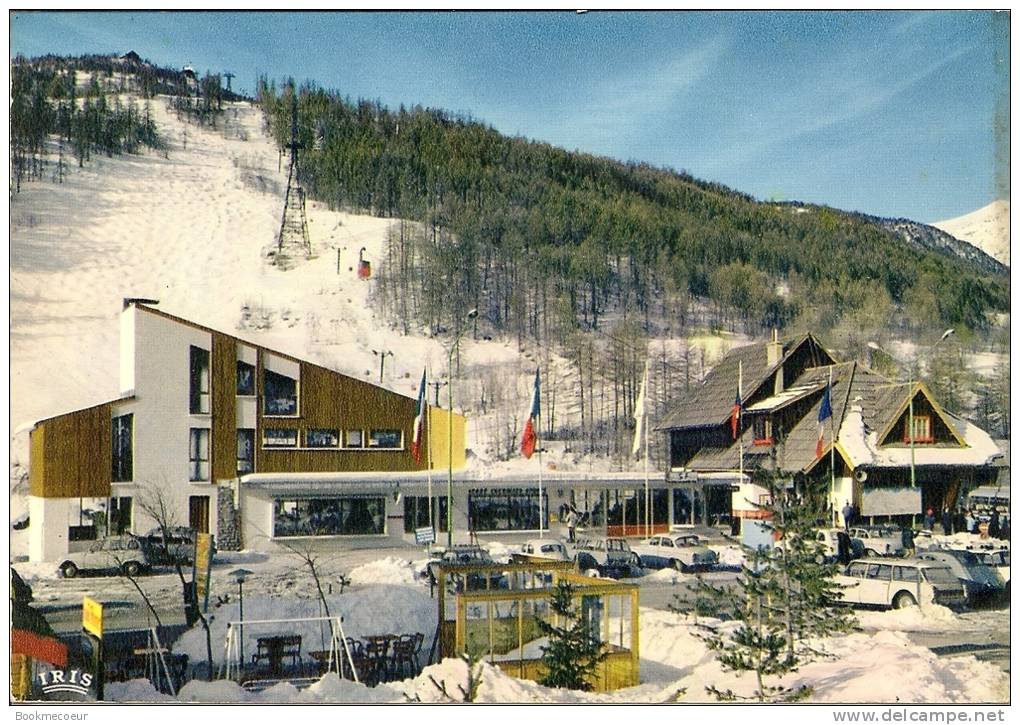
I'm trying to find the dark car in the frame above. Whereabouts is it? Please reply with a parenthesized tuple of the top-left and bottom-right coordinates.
(424, 545, 505, 592)
(140, 526, 199, 567)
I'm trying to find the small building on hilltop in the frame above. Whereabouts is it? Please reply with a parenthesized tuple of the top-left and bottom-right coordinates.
(657, 332, 1001, 529)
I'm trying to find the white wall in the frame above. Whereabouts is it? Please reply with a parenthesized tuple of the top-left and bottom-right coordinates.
(119, 307, 219, 539)
(29, 496, 69, 562)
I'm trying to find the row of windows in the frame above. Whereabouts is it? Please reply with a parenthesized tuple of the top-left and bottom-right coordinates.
(112, 417, 407, 485)
(262, 428, 404, 450)
(190, 346, 300, 416)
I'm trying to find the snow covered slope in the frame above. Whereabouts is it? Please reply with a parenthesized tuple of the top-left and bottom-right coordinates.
(9, 98, 521, 446)
(933, 200, 1010, 267)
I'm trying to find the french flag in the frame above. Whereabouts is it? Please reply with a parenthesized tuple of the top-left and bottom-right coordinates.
(411, 367, 427, 464)
(521, 368, 541, 459)
(816, 378, 833, 458)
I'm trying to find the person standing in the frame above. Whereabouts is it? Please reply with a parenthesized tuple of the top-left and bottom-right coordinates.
(989, 510, 1001, 539)
(941, 507, 953, 535)
(901, 526, 915, 557)
(841, 501, 854, 531)
(564, 507, 580, 543)
(965, 509, 976, 535)
(924, 506, 936, 531)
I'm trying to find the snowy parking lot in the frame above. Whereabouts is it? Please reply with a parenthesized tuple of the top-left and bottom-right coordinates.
(13, 535, 1010, 704)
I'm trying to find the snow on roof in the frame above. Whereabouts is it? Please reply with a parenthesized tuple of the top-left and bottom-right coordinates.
(242, 468, 666, 489)
(744, 382, 825, 412)
(838, 404, 1001, 468)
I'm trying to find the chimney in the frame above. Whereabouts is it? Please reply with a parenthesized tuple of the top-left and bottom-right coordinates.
(768, 329, 784, 394)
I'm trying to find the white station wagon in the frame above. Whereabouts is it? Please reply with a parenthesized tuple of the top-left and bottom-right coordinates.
(833, 558, 966, 610)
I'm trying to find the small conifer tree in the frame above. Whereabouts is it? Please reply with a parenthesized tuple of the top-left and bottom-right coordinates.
(537, 580, 607, 691)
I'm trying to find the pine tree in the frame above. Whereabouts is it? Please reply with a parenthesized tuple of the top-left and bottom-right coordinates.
(537, 580, 607, 691)
(693, 548, 811, 703)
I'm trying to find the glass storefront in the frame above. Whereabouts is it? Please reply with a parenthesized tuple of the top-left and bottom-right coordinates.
(273, 496, 386, 537)
(467, 488, 548, 532)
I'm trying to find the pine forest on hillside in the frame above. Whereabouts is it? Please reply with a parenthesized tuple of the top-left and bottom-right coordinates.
(8, 56, 1010, 466)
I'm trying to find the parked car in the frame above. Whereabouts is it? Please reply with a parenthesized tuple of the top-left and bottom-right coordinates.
(424, 545, 504, 592)
(849, 526, 906, 556)
(976, 549, 1010, 591)
(833, 558, 966, 610)
(570, 537, 643, 579)
(631, 533, 719, 571)
(775, 529, 866, 563)
(58, 535, 150, 578)
(517, 538, 572, 562)
(140, 526, 200, 566)
(917, 549, 1005, 602)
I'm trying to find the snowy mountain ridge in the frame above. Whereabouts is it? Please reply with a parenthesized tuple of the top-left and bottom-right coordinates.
(933, 200, 1010, 267)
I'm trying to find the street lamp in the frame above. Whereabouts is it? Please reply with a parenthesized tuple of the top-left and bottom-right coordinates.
(230, 568, 253, 668)
(447, 308, 478, 547)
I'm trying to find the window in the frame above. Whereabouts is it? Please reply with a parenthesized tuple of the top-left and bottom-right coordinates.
(467, 488, 548, 532)
(753, 417, 773, 445)
(306, 429, 339, 448)
(904, 415, 933, 443)
(893, 566, 919, 583)
(263, 428, 298, 448)
(368, 429, 403, 449)
(110, 496, 132, 535)
(237, 429, 255, 474)
(866, 563, 893, 580)
(236, 361, 255, 396)
(345, 430, 364, 449)
(264, 370, 298, 415)
(68, 498, 105, 541)
(190, 347, 210, 414)
(847, 562, 867, 578)
(189, 428, 210, 481)
(112, 414, 133, 482)
(273, 496, 386, 537)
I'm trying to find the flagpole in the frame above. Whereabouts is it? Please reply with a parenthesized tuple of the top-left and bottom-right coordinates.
(643, 359, 650, 538)
(537, 407, 544, 538)
(738, 360, 744, 503)
(426, 366, 434, 530)
(829, 366, 835, 526)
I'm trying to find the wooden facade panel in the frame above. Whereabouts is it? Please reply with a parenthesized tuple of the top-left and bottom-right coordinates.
(211, 333, 238, 480)
(258, 362, 425, 473)
(30, 404, 111, 498)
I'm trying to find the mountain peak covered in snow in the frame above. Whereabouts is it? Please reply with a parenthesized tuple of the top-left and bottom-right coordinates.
(933, 200, 1010, 267)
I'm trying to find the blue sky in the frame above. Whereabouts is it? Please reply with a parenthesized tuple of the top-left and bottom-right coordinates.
(10, 10, 1009, 222)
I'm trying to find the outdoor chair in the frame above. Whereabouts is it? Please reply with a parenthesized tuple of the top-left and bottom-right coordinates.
(363, 636, 392, 683)
(344, 637, 373, 685)
(391, 634, 418, 679)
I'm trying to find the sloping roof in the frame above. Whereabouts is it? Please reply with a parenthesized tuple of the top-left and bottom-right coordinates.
(686, 355, 1000, 475)
(686, 361, 855, 473)
(657, 333, 833, 431)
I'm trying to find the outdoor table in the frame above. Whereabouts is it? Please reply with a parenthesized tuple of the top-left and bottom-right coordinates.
(253, 634, 301, 676)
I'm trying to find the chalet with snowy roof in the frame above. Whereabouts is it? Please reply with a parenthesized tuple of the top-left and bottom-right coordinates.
(657, 333, 1001, 529)
(26, 301, 466, 563)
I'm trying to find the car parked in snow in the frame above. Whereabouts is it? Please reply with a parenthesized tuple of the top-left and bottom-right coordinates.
(917, 549, 1005, 602)
(139, 526, 201, 567)
(849, 526, 906, 556)
(517, 538, 572, 562)
(570, 537, 642, 579)
(833, 558, 966, 610)
(775, 529, 867, 563)
(977, 550, 1010, 591)
(423, 545, 506, 592)
(58, 535, 151, 578)
(631, 533, 719, 572)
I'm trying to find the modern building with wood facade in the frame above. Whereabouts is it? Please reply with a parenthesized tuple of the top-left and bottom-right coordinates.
(26, 302, 466, 562)
(656, 333, 1002, 529)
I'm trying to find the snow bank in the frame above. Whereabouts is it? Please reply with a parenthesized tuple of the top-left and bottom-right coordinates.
(709, 544, 745, 568)
(347, 556, 420, 587)
(855, 604, 960, 632)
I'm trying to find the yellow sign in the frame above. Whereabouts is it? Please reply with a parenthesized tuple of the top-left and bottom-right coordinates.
(82, 596, 103, 638)
(194, 533, 213, 611)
